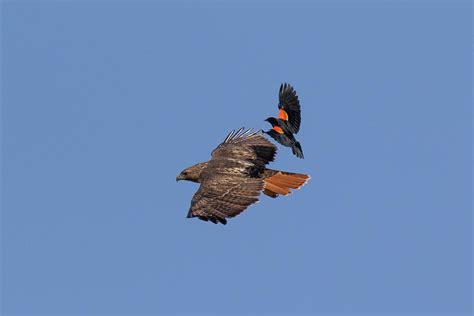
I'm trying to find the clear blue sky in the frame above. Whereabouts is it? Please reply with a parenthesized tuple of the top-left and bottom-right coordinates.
(1, 1, 471, 315)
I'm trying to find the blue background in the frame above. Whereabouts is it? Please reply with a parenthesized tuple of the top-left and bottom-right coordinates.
(2, 1, 471, 315)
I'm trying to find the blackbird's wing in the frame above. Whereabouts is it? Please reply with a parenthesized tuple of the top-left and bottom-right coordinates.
(278, 83, 301, 134)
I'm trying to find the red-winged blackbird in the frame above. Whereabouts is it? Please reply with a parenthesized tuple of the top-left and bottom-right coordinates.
(264, 83, 304, 158)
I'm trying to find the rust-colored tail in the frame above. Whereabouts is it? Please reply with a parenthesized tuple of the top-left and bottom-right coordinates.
(263, 171, 310, 198)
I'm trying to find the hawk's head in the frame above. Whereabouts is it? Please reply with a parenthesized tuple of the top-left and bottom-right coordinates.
(176, 162, 208, 183)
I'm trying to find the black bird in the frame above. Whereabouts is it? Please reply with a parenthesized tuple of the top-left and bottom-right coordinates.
(264, 83, 304, 158)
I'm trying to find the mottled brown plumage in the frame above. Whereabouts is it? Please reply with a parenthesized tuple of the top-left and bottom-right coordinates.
(176, 128, 310, 225)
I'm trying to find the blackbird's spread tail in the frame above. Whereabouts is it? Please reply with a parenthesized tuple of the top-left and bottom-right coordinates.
(263, 171, 310, 198)
(292, 141, 304, 159)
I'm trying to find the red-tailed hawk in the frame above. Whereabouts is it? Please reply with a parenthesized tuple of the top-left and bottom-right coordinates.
(176, 128, 310, 224)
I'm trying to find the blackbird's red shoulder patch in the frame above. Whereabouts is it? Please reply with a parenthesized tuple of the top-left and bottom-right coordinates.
(272, 126, 284, 134)
(278, 109, 289, 121)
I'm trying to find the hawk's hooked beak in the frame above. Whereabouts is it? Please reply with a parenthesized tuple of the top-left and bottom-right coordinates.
(176, 174, 184, 182)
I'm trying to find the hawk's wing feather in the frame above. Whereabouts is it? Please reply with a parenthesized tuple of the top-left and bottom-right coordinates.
(211, 128, 277, 168)
(188, 128, 277, 224)
(278, 83, 301, 134)
(187, 177, 263, 225)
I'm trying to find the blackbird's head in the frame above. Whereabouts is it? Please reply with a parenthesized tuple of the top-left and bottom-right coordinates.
(264, 117, 279, 126)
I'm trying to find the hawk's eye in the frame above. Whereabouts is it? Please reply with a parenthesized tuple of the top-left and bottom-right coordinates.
(182, 171, 188, 176)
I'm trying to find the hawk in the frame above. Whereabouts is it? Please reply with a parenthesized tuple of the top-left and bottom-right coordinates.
(176, 128, 310, 225)
(265, 83, 304, 158)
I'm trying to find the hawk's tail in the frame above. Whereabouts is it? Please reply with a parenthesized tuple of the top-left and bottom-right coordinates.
(262, 171, 310, 198)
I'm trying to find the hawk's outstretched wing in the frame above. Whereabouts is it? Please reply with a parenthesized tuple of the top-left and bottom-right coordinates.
(278, 83, 301, 134)
(187, 128, 277, 224)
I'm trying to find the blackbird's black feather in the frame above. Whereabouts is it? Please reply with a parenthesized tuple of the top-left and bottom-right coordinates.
(265, 83, 305, 159)
(278, 83, 301, 134)
(265, 129, 304, 159)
